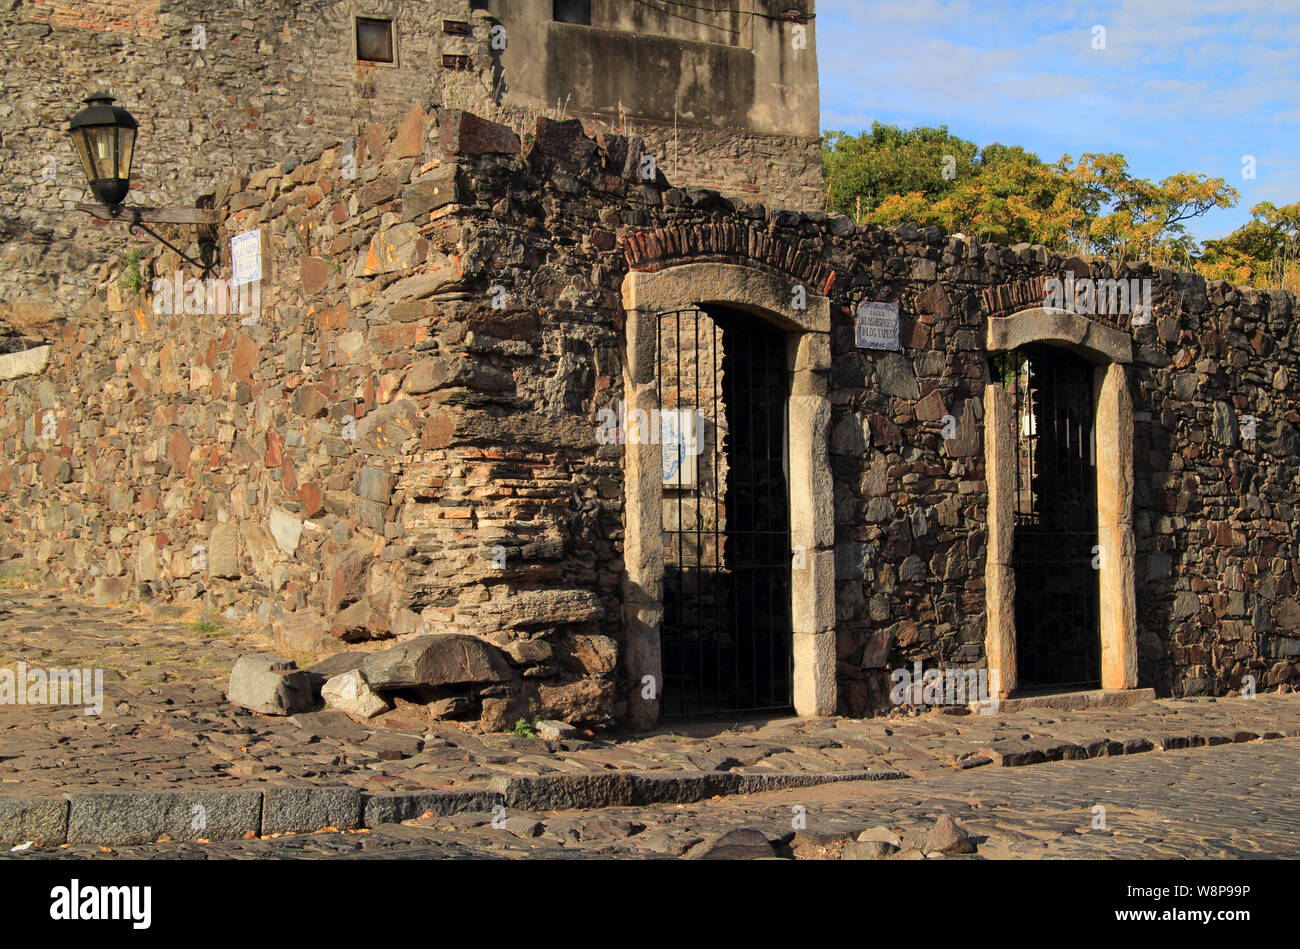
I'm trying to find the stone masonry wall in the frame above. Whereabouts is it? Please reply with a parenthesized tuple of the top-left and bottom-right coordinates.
(1, 109, 1297, 731)
(0, 0, 493, 332)
(0, 0, 822, 342)
(576, 117, 823, 217)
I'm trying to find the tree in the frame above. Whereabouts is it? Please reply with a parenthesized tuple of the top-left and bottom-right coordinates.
(1197, 201, 1300, 291)
(822, 123, 1240, 268)
(1059, 154, 1237, 265)
(822, 122, 978, 220)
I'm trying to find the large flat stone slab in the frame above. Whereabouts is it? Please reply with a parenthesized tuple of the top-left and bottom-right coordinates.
(362, 634, 512, 690)
(0, 344, 51, 380)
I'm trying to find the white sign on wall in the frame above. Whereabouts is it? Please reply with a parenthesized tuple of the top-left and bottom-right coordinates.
(661, 409, 699, 489)
(855, 300, 900, 350)
(230, 229, 262, 286)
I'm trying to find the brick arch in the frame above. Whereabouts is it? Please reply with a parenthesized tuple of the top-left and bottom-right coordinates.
(619, 261, 836, 727)
(624, 223, 837, 296)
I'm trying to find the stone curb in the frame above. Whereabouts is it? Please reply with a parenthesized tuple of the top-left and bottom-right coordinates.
(65, 790, 262, 846)
(2, 730, 1295, 846)
(487, 769, 907, 811)
(978, 726, 1300, 767)
(0, 772, 903, 847)
(363, 789, 505, 826)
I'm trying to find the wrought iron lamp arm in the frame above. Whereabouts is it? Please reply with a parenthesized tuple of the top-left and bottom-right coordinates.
(115, 206, 213, 277)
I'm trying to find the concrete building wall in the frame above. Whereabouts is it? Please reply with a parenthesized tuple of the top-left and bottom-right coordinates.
(478, 0, 822, 212)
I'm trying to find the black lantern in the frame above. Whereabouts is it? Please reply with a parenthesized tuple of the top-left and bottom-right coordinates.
(68, 93, 138, 208)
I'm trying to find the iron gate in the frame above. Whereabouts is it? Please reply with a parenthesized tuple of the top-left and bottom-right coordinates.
(658, 307, 793, 716)
(995, 345, 1102, 691)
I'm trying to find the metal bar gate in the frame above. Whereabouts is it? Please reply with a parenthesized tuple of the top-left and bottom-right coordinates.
(995, 344, 1102, 691)
(658, 307, 793, 716)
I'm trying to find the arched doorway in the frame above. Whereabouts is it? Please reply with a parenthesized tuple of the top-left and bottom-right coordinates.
(984, 307, 1139, 698)
(658, 306, 794, 715)
(620, 263, 836, 727)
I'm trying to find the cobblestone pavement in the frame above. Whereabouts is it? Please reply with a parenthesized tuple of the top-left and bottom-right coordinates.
(2, 589, 1299, 806)
(7, 739, 1296, 859)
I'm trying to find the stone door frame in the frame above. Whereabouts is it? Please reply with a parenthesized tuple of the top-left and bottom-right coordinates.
(984, 307, 1139, 696)
(620, 262, 836, 727)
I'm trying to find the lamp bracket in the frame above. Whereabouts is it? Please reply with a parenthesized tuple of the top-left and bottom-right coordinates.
(76, 202, 218, 277)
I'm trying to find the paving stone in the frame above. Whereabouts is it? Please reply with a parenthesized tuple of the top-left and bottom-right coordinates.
(693, 828, 782, 860)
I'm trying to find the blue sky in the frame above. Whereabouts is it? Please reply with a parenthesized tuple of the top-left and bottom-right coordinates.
(817, 0, 1300, 242)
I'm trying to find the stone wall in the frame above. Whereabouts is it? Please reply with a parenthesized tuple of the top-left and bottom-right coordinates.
(0, 0, 822, 341)
(1, 109, 1296, 731)
(0, 0, 493, 332)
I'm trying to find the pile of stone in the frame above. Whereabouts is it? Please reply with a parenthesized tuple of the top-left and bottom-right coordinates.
(227, 620, 612, 732)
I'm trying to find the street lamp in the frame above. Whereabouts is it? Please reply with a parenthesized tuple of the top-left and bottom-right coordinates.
(68, 93, 215, 275)
(67, 92, 137, 208)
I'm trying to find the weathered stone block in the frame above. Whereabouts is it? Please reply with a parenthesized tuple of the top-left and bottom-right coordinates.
(363, 223, 422, 276)
(268, 508, 302, 555)
(321, 669, 389, 719)
(65, 791, 261, 845)
(0, 797, 68, 845)
(227, 655, 315, 715)
(793, 630, 836, 716)
(261, 786, 361, 835)
(402, 165, 464, 220)
(362, 634, 513, 690)
(439, 110, 520, 157)
(471, 589, 604, 631)
(0, 345, 51, 381)
(875, 352, 920, 400)
(355, 399, 419, 455)
(208, 522, 239, 579)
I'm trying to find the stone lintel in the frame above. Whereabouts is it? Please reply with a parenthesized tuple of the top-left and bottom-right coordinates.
(622, 264, 830, 333)
(987, 307, 1132, 365)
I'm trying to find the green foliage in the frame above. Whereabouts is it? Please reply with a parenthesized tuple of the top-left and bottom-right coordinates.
(189, 618, 221, 634)
(823, 123, 979, 219)
(513, 718, 536, 737)
(824, 122, 1240, 270)
(1197, 201, 1300, 292)
(119, 249, 145, 294)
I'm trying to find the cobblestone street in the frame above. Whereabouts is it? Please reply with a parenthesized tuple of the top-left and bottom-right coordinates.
(1, 589, 1297, 859)
(9, 738, 1296, 860)
(2, 590, 1298, 797)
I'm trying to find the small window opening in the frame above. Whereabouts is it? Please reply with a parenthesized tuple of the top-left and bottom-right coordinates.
(356, 16, 395, 64)
(553, 0, 591, 25)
